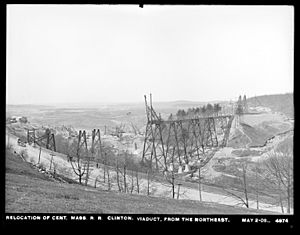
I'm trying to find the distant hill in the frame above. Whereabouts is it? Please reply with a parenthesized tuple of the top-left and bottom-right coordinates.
(247, 93, 294, 118)
(6, 104, 53, 109)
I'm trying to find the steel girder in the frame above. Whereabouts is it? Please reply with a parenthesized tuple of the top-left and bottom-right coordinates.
(141, 95, 234, 172)
(27, 128, 56, 152)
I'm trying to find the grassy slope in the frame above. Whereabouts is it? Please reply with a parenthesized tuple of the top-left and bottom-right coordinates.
(6, 150, 269, 214)
(240, 123, 271, 147)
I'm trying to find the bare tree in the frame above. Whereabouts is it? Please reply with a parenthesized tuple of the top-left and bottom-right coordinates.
(163, 147, 176, 199)
(164, 170, 176, 198)
(49, 152, 55, 171)
(130, 170, 135, 194)
(69, 132, 88, 185)
(146, 169, 156, 196)
(84, 150, 92, 186)
(177, 183, 182, 199)
(123, 164, 127, 193)
(136, 170, 140, 194)
(241, 163, 249, 208)
(103, 164, 106, 183)
(38, 146, 42, 164)
(94, 175, 100, 188)
(70, 155, 87, 185)
(251, 163, 270, 211)
(223, 162, 249, 208)
(197, 165, 203, 202)
(197, 146, 205, 202)
(115, 158, 122, 192)
(106, 167, 111, 190)
(255, 165, 259, 210)
(263, 143, 293, 214)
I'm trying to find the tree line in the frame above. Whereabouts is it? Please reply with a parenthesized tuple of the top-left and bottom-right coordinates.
(169, 103, 222, 120)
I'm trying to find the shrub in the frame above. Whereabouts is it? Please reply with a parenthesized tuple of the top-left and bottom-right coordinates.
(212, 164, 226, 172)
(38, 161, 47, 170)
(55, 194, 79, 200)
(52, 162, 59, 175)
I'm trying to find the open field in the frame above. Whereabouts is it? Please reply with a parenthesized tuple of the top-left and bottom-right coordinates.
(6, 101, 209, 132)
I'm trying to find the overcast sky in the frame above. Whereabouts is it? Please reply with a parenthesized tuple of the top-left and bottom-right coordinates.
(6, 5, 294, 104)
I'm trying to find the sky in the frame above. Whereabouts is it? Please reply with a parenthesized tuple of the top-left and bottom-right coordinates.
(6, 5, 294, 104)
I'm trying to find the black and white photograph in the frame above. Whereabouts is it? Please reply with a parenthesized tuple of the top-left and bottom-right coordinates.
(5, 4, 294, 225)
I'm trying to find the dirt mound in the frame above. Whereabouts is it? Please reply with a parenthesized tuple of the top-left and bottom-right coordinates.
(227, 110, 292, 149)
(240, 123, 270, 147)
(227, 128, 250, 148)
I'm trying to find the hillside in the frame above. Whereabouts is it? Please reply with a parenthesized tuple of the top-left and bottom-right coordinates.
(247, 93, 294, 118)
(5, 149, 270, 214)
(5, 93, 293, 214)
